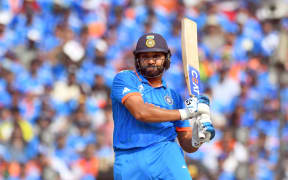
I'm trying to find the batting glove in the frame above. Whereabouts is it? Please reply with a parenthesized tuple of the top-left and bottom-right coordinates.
(197, 95, 215, 142)
(190, 116, 203, 148)
(179, 96, 198, 120)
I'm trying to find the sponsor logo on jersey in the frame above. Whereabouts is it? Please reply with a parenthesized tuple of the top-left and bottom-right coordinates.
(138, 84, 144, 93)
(122, 87, 130, 94)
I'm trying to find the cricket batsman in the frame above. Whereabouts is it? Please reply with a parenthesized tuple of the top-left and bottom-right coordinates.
(111, 33, 215, 180)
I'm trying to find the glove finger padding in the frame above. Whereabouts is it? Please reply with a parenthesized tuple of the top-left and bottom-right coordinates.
(196, 115, 206, 143)
(198, 95, 210, 105)
(198, 113, 215, 142)
(190, 117, 202, 148)
(197, 95, 215, 142)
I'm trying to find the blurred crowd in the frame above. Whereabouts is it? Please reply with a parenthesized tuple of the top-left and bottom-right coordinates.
(0, 0, 288, 179)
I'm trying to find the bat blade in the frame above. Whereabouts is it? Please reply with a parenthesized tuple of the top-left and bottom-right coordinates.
(181, 18, 200, 97)
(181, 18, 205, 141)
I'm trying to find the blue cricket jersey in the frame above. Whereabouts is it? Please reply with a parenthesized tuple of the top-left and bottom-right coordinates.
(111, 70, 191, 150)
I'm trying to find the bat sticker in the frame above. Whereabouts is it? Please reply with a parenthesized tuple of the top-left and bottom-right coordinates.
(188, 65, 200, 96)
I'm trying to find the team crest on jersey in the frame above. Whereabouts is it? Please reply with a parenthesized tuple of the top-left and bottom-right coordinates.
(164, 95, 173, 105)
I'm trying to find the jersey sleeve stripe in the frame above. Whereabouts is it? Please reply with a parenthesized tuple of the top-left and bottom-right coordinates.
(175, 127, 192, 132)
(121, 92, 142, 104)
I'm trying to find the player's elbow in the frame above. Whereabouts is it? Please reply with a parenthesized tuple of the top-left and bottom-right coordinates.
(130, 104, 152, 122)
(180, 141, 198, 153)
(133, 111, 144, 121)
(183, 147, 198, 153)
(178, 132, 198, 153)
(133, 110, 151, 122)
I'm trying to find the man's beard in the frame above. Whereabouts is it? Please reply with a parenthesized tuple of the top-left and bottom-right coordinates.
(141, 65, 164, 78)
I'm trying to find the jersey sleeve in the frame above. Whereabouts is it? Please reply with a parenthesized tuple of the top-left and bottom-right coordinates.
(111, 71, 142, 104)
(171, 90, 192, 131)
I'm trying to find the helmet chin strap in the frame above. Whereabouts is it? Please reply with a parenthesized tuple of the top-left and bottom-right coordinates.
(137, 58, 165, 78)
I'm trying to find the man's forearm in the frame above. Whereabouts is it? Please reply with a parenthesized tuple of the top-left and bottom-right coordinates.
(177, 131, 199, 153)
(134, 103, 182, 123)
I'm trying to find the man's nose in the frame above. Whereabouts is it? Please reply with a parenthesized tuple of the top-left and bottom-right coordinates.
(146, 58, 156, 63)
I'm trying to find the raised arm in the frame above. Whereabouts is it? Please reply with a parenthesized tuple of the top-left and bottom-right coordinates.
(112, 71, 197, 122)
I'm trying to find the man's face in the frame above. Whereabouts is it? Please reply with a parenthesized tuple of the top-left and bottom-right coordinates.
(138, 52, 165, 78)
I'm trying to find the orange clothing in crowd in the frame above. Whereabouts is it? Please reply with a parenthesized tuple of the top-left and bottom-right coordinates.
(215, 139, 236, 153)
(154, 0, 178, 13)
(75, 157, 99, 177)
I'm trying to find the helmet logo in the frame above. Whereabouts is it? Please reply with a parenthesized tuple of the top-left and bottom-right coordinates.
(146, 39, 155, 48)
(145, 35, 155, 48)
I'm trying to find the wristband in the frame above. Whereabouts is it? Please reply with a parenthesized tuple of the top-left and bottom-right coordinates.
(179, 109, 190, 120)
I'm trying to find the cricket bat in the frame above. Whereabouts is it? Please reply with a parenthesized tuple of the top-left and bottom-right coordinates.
(181, 18, 205, 141)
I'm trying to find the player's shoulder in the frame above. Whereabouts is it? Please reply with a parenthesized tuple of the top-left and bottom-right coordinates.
(115, 70, 136, 77)
(113, 70, 137, 81)
(118, 70, 135, 75)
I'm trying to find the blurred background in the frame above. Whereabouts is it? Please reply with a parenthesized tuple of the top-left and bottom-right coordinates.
(0, 0, 287, 179)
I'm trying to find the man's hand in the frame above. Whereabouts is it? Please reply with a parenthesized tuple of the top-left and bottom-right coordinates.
(197, 95, 215, 142)
(179, 96, 198, 120)
(184, 96, 198, 114)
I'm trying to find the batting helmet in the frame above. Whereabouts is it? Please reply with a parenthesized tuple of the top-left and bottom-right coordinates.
(134, 33, 171, 75)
